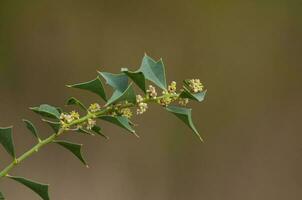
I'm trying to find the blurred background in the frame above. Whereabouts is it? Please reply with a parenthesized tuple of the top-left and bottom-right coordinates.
(0, 0, 302, 199)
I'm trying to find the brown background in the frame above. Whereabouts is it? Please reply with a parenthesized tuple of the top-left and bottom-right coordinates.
(0, 0, 302, 199)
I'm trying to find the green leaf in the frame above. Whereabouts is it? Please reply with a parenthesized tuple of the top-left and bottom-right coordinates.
(98, 72, 128, 92)
(54, 140, 88, 166)
(105, 83, 136, 106)
(42, 119, 61, 133)
(98, 116, 137, 136)
(77, 128, 95, 136)
(180, 87, 207, 102)
(165, 105, 203, 142)
(0, 126, 15, 158)
(22, 119, 39, 140)
(139, 54, 167, 90)
(0, 191, 5, 200)
(8, 176, 49, 200)
(66, 97, 87, 111)
(30, 104, 61, 119)
(121, 68, 146, 93)
(67, 77, 107, 101)
(91, 125, 109, 140)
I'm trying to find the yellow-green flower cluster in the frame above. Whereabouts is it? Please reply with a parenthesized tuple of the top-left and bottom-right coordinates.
(188, 79, 203, 93)
(146, 85, 157, 99)
(86, 118, 96, 130)
(179, 98, 189, 106)
(168, 81, 177, 94)
(88, 103, 101, 113)
(60, 111, 80, 124)
(136, 95, 148, 115)
(121, 108, 133, 118)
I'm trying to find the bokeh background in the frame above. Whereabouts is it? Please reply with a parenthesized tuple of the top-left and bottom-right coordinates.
(0, 1, 302, 199)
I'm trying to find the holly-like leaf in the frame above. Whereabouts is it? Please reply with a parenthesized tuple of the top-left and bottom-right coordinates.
(139, 54, 167, 90)
(98, 72, 128, 92)
(42, 119, 61, 133)
(91, 126, 109, 139)
(54, 140, 88, 166)
(105, 83, 136, 106)
(8, 176, 49, 200)
(67, 77, 107, 101)
(66, 97, 87, 111)
(0, 126, 15, 158)
(30, 104, 61, 119)
(180, 87, 207, 102)
(22, 119, 39, 140)
(0, 191, 5, 200)
(98, 116, 137, 136)
(166, 105, 203, 142)
(121, 68, 146, 93)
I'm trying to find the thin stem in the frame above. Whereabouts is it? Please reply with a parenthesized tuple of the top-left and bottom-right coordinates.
(0, 92, 180, 179)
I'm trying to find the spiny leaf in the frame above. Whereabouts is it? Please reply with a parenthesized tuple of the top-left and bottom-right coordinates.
(91, 126, 109, 139)
(67, 77, 107, 101)
(30, 104, 61, 119)
(66, 97, 87, 111)
(42, 119, 61, 133)
(98, 116, 137, 136)
(98, 72, 128, 92)
(105, 83, 136, 106)
(180, 87, 207, 102)
(139, 54, 167, 90)
(8, 176, 49, 200)
(0, 191, 5, 200)
(22, 119, 39, 140)
(121, 68, 146, 93)
(166, 105, 203, 142)
(0, 126, 16, 158)
(54, 140, 88, 166)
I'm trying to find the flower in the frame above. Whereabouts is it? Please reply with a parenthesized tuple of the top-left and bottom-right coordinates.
(60, 111, 80, 124)
(86, 118, 96, 130)
(70, 111, 80, 120)
(188, 79, 203, 93)
(179, 98, 189, 106)
(136, 94, 144, 103)
(88, 103, 101, 113)
(168, 81, 177, 94)
(121, 108, 133, 118)
(146, 85, 157, 99)
(137, 102, 148, 115)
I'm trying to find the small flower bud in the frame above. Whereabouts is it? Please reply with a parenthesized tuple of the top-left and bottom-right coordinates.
(188, 79, 203, 93)
(146, 85, 157, 99)
(179, 98, 189, 106)
(88, 103, 101, 113)
(60, 113, 73, 123)
(168, 81, 177, 94)
(121, 108, 133, 118)
(137, 102, 148, 115)
(70, 111, 80, 120)
(86, 118, 96, 130)
(136, 95, 144, 103)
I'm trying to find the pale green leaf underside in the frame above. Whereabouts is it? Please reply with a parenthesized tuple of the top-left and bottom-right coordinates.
(30, 104, 61, 119)
(67, 77, 107, 101)
(66, 97, 87, 111)
(166, 105, 203, 142)
(121, 68, 146, 93)
(105, 83, 136, 106)
(0, 126, 15, 158)
(98, 72, 128, 92)
(139, 54, 167, 90)
(98, 116, 136, 135)
(54, 140, 87, 166)
(8, 176, 49, 200)
(23, 119, 39, 139)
